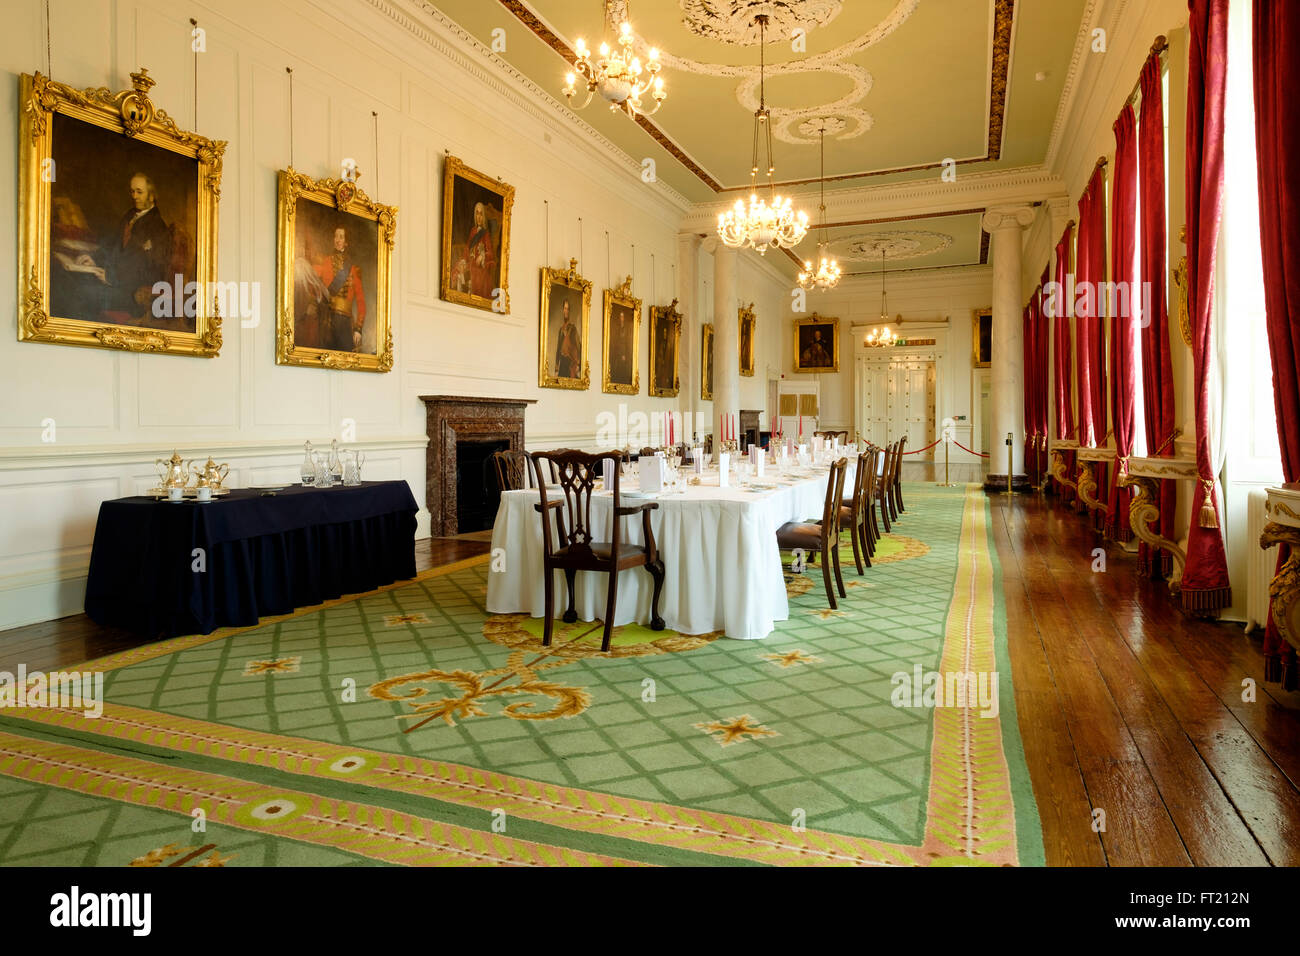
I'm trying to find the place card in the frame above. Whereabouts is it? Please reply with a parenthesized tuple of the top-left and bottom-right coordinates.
(750, 446, 764, 477)
(694, 453, 704, 475)
(718, 452, 731, 488)
(797, 444, 810, 468)
(639, 455, 665, 493)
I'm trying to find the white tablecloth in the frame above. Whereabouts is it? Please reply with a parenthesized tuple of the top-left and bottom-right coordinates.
(486, 466, 851, 640)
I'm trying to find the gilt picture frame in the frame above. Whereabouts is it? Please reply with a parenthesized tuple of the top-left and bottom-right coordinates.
(739, 302, 756, 377)
(649, 298, 682, 398)
(793, 313, 839, 373)
(440, 154, 513, 313)
(602, 275, 640, 395)
(701, 322, 714, 401)
(275, 167, 396, 372)
(539, 258, 591, 390)
(973, 307, 992, 368)
(18, 68, 226, 357)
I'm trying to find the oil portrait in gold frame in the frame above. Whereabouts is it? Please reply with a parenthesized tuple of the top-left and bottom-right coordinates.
(602, 275, 640, 395)
(539, 258, 591, 390)
(649, 299, 682, 398)
(739, 302, 756, 376)
(276, 167, 396, 372)
(440, 155, 513, 313)
(793, 313, 840, 373)
(701, 322, 714, 401)
(18, 68, 225, 357)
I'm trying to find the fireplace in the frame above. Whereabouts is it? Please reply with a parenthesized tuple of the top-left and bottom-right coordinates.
(457, 438, 510, 532)
(420, 395, 536, 536)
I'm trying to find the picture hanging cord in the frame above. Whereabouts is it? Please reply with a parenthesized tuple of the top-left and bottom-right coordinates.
(650, 251, 655, 302)
(578, 217, 583, 272)
(544, 199, 549, 267)
(190, 19, 198, 127)
(286, 67, 294, 168)
(605, 230, 611, 287)
(372, 111, 379, 194)
(45, 0, 52, 76)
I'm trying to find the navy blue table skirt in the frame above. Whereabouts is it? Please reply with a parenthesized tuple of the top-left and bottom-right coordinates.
(84, 480, 418, 639)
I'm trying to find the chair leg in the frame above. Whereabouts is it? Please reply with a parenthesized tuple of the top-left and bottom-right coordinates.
(831, 533, 847, 598)
(543, 567, 555, 647)
(601, 570, 618, 652)
(895, 481, 906, 513)
(821, 542, 837, 610)
(646, 559, 666, 631)
(880, 495, 892, 534)
(848, 517, 864, 575)
(563, 568, 578, 623)
(859, 517, 872, 568)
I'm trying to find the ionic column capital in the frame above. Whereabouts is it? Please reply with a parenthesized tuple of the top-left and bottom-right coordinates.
(981, 204, 1036, 232)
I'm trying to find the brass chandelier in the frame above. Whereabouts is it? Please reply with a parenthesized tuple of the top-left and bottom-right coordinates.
(717, 14, 808, 255)
(563, 0, 666, 118)
(797, 122, 842, 291)
(863, 246, 895, 347)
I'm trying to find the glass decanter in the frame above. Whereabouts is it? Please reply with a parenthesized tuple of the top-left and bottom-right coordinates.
(328, 439, 343, 486)
(300, 440, 316, 486)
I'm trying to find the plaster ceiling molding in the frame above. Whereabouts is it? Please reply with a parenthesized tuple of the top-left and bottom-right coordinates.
(836, 230, 954, 262)
(678, 0, 843, 45)
(1043, 0, 1114, 171)
(652, 0, 921, 143)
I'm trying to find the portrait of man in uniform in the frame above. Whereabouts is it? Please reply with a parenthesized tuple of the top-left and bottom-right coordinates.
(441, 155, 514, 313)
(288, 200, 379, 357)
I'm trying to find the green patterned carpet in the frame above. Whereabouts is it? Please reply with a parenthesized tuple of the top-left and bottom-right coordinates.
(0, 483, 1043, 867)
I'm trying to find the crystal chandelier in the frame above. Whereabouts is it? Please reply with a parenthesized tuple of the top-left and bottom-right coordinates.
(863, 246, 895, 347)
(717, 15, 808, 255)
(563, 1, 665, 118)
(797, 123, 842, 291)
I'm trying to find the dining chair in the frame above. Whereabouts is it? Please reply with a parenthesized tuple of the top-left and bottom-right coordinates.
(530, 449, 666, 652)
(777, 457, 849, 609)
(814, 429, 849, 443)
(492, 449, 531, 491)
(892, 434, 908, 514)
(862, 448, 880, 557)
(873, 441, 897, 534)
(841, 450, 879, 573)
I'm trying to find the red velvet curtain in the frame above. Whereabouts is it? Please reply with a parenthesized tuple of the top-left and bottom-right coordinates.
(1181, 0, 1232, 613)
(1107, 104, 1138, 542)
(1052, 225, 1077, 503)
(1254, 0, 1300, 684)
(1075, 165, 1108, 449)
(1138, 50, 1178, 579)
(1023, 276, 1049, 484)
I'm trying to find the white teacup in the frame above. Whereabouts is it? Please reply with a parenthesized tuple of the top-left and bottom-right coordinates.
(167, 486, 184, 502)
(196, 486, 212, 501)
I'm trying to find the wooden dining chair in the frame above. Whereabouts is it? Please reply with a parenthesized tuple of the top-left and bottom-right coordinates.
(862, 449, 880, 557)
(777, 457, 849, 609)
(892, 434, 908, 514)
(530, 449, 666, 652)
(814, 429, 849, 443)
(873, 441, 897, 534)
(492, 449, 531, 491)
(839, 451, 873, 574)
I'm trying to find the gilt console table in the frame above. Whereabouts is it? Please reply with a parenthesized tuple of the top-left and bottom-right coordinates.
(1118, 454, 1199, 590)
(1048, 438, 1080, 495)
(1261, 485, 1300, 652)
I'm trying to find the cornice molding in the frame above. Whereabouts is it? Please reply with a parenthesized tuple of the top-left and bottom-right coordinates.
(367, 0, 693, 215)
(1044, 0, 1108, 171)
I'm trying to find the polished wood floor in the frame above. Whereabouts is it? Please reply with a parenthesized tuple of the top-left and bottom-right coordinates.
(1, 465, 1296, 866)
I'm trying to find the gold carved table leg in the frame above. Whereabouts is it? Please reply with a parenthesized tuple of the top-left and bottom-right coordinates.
(1120, 474, 1186, 591)
(1260, 523, 1300, 654)
(1049, 451, 1077, 493)
(1076, 462, 1106, 514)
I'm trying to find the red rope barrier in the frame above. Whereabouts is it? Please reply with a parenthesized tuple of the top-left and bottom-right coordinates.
(901, 438, 943, 455)
(953, 440, 990, 458)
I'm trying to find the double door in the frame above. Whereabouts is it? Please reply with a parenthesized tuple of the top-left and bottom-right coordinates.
(859, 357, 936, 455)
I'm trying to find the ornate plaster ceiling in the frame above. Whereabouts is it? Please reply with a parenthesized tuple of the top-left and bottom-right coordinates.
(426, 0, 1087, 204)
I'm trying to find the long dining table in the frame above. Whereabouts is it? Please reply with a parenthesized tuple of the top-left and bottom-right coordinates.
(486, 460, 854, 641)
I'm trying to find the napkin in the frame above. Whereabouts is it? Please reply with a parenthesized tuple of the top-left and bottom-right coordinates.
(750, 446, 764, 477)
(718, 452, 731, 488)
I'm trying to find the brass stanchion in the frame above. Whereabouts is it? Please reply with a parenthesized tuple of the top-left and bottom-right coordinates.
(937, 420, 957, 487)
(999, 432, 1020, 495)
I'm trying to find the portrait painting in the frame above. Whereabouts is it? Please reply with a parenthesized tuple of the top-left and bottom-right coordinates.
(793, 313, 840, 373)
(441, 155, 513, 313)
(602, 275, 640, 394)
(701, 323, 714, 401)
(973, 307, 993, 368)
(739, 303, 756, 376)
(18, 69, 225, 357)
(276, 168, 396, 372)
(539, 258, 591, 390)
(649, 299, 682, 398)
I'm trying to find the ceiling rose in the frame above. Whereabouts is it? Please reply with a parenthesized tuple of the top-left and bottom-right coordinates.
(679, 0, 843, 45)
(836, 231, 954, 262)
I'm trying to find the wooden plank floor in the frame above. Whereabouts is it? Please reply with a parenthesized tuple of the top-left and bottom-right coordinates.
(1, 467, 1296, 866)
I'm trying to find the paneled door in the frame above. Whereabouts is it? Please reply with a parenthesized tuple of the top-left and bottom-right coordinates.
(859, 357, 937, 456)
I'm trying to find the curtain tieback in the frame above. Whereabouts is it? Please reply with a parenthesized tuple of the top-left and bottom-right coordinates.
(1153, 428, 1182, 456)
(1198, 478, 1219, 529)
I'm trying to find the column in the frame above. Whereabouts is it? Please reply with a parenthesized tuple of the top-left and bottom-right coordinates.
(677, 233, 702, 438)
(703, 239, 738, 448)
(1046, 197, 1072, 445)
(981, 204, 1036, 489)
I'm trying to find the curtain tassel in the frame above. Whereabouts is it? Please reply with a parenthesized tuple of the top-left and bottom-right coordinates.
(1198, 479, 1218, 528)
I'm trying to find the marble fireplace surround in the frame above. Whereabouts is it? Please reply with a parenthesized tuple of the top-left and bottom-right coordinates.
(419, 395, 536, 536)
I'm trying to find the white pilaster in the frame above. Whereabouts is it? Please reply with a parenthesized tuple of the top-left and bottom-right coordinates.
(981, 204, 1036, 480)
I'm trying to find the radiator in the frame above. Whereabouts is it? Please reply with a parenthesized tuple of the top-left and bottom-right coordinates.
(1245, 487, 1280, 634)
